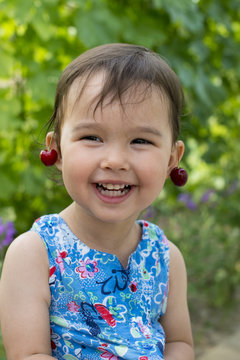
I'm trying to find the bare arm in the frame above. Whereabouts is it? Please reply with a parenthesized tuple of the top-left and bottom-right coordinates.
(0, 231, 56, 360)
(160, 241, 195, 360)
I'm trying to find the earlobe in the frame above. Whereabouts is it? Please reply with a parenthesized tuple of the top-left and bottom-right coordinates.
(167, 141, 184, 175)
(44, 131, 62, 170)
(167, 140, 185, 177)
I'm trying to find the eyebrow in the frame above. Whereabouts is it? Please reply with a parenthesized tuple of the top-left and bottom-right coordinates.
(72, 123, 101, 132)
(72, 123, 162, 137)
(134, 126, 163, 137)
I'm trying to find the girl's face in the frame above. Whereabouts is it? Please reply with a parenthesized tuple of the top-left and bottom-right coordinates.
(51, 72, 181, 224)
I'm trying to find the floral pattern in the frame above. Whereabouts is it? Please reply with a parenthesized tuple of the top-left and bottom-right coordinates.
(76, 258, 99, 279)
(67, 301, 80, 313)
(31, 214, 169, 360)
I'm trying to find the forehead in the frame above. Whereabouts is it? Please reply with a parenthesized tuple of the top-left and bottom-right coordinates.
(65, 71, 170, 121)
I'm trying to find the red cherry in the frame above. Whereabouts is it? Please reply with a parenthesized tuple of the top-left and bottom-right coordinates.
(170, 167, 188, 186)
(40, 149, 58, 166)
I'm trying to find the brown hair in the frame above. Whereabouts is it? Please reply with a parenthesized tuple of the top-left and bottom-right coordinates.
(47, 43, 184, 148)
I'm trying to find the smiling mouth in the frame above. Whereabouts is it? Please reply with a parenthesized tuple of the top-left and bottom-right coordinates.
(96, 183, 132, 197)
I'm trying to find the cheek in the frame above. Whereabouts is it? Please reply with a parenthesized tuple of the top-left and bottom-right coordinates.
(61, 149, 96, 185)
(138, 157, 169, 184)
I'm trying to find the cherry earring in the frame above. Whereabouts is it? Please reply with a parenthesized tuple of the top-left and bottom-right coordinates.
(170, 167, 188, 187)
(40, 134, 58, 166)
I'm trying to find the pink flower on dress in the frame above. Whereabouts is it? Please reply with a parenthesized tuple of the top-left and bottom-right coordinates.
(56, 251, 67, 275)
(75, 259, 99, 279)
(100, 351, 118, 359)
(98, 345, 119, 359)
(67, 301, 80, 313)
(99, 348, 119, 360)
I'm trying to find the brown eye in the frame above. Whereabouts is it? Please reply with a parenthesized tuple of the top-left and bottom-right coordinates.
(132, 138, 152, 145)
(81, 136, 102, 142)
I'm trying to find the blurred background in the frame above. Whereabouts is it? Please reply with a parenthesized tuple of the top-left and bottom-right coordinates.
(0, 0, 239, 358)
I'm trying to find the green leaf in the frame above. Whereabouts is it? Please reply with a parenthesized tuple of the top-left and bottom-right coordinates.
(74, 4, 121, 46)
(0, 97, 22, 129)
(0, 50, 14, 76)
(162, 0, 204, 33)
(31, 5, 57, 41)
(0, 173, 16, 199)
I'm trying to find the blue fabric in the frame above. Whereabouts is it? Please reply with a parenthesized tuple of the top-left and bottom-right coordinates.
(31, 214, 169, 360)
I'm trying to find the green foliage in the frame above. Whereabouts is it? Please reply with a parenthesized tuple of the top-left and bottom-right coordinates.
(0, 0, 239, 334)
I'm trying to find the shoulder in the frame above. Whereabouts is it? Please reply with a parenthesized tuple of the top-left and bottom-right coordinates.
(166, 240, 188, 302)
(3, 230, 48, 267)
(168, 240, 186, 276)
(0, 230, 50, 304)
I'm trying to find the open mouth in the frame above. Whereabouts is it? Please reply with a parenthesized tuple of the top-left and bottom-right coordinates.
(96, 183, 132, 197)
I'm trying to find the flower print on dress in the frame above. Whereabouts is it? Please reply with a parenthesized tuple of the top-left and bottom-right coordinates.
(130, 317, 152, 339)
(135, 338, 157, 354)
(58, 276, 74, 295)
(103, 296, 127, 324)
(33, 215, 60, 239)
(98, 344, 119, 359)
(56, 250, 68, 275)
(94, 251, 116, 264)
(80, 302, 102, 336)
(67, 301, 80, 313)
(75, 258, 99, 279)
(96, 268, 130, 295)
(94, 303, 116, 327)
(98, 326, 123, 344)
(154, 282, 168, 305)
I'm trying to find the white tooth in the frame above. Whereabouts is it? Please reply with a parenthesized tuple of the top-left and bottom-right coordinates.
(106, 184, 114, 189)
(113, 184, 122, 190)
(99, 183, 128, 190)
(98, 187, 130, 197)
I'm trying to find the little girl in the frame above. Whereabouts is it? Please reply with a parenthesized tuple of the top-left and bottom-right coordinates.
(0, 44, 194, 360)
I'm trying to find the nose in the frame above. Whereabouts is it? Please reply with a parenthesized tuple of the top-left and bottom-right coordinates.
(100, 147, 130, 171)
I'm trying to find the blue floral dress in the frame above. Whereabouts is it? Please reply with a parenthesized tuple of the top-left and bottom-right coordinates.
(31, 214, 169, 360)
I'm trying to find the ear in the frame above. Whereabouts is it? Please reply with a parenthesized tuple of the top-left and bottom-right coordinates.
(46, 131, 62, 171)
(166, 140, 185, 178)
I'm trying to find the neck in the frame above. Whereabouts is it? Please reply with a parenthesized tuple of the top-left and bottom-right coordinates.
(60, 203, 142, 264)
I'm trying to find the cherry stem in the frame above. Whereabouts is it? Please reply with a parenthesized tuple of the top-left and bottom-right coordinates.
(48, 133, 55, 151)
